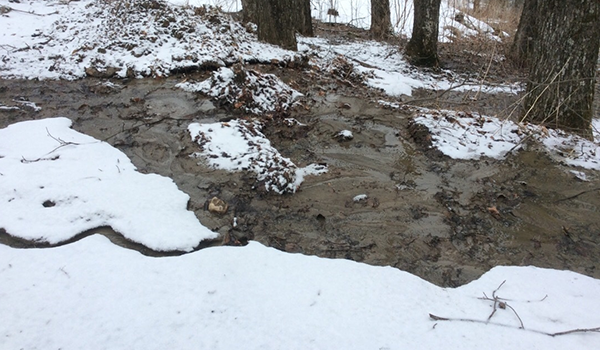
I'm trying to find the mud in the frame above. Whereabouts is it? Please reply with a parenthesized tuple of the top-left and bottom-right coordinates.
(1, 74, 599, 287)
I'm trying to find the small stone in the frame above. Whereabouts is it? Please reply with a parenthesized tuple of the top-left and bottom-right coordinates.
(334, 130, 353, 142)
(208, 197, 228, 215)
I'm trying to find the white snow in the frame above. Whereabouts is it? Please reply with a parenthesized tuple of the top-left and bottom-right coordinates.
(188, 119, 327, 193)
(335, 129, 354, 140)
(177, 67, 302, 114)
(413, 108, 523, 160)
(1, 2, 600, 348)
(0, 0, 519, 97)
(353, 193, 368, 202)
(1, 235, 600, 349)
(0, 0, 298, 79)
(301, 37, 521, 97)
(0, 117, 217, 251)
(382, 102, 600, 170)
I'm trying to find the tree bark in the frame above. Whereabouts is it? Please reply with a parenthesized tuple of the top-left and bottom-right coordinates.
(370, 0, 392, 39)
(510, 0, 537, 67)
(242, 0, 299, 51)
(242, 0, 313, 48)
(523, 0, 600, 138)
(405, 0, 442, 67)
(293, 0, 313, 37)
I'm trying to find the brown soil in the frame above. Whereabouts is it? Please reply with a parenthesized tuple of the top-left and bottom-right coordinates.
(1, 43, 599, 287)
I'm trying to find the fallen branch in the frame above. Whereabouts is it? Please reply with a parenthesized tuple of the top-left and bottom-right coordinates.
(429, 314, 600, 337)
(430, 280, 600, 337)
(21, 128, 80, 163)
(0, 5, 58, 16)
(480, 280, 524, 329)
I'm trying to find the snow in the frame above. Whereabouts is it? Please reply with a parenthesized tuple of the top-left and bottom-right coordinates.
(413, 108, 523, 160)
(1, 235, 599, 349)
(382, 102, 600, 170)
(0, 118, 217, 251)
(0, 0, 298, 79)
(0, 0, 518, 97)
(2, 2, 600, 347)
(353, 193, 368, 202)
(188, 119, 327, 193)
(177, 67, 302, 114)
(301, 37, 521, 97)
(335, 129, 354, 140)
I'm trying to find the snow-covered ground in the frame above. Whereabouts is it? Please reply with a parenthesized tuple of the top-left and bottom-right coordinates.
(1, 116, 600, 350)
(0, 0, 517, 96)
(0, 118, 216, 250)
(1, 234, 599, 349)
(2, 1, 600, 348)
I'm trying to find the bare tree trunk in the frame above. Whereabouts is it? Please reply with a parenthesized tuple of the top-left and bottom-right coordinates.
(370, 0, 392, 39)
(405, 0, 441, 67)
(523, 0, 600, 138)
(242, 0, 298, 51)
(293, 0, 313, 37)
(510, 0, 536, 67)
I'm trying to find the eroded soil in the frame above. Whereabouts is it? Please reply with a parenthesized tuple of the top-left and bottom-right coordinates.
(1, 67, 599, 287)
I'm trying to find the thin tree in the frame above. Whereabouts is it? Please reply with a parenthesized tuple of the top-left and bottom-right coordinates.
(405, 0, 442, 67)
(510, 0, 537, 67)
(523, 0, 600, 138)
(370, 0, 392, 39)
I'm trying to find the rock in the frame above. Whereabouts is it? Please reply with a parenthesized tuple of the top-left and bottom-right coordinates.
(208, 196, 228, 215)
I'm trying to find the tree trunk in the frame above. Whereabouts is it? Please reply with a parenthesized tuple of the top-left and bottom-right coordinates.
(405, 0, 442, 67)
(370, 0, 392, 39)
(523, 0, 600, 138)
(293, 0, 313, 37)
(510, 0, 537, 67)
(242, 0, 298, 51)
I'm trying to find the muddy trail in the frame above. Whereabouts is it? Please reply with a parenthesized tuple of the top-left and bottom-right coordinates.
(1, 71, 599, 287)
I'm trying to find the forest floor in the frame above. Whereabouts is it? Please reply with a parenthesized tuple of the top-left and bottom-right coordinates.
(1, 20, 599, 287)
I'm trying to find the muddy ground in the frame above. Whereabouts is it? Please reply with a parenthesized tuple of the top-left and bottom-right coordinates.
(1, 59, 599, 287)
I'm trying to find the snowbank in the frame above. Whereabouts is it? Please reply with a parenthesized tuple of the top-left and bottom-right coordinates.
(1, 235, 599, 349)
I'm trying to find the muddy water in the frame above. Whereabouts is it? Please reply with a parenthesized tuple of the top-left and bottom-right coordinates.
(1, 76, 599, 287)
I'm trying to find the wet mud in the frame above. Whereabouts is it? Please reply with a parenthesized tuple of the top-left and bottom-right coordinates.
(1, 74, 599, 287)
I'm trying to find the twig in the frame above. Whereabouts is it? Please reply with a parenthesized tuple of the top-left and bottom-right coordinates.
(59, 266, 70, 278)
(45, 128, 79, 155)
(21, 128, 80, 163)
(554, 187, 600, 203)
(0, 5, 58, 16)
(428, 313, 600, 337)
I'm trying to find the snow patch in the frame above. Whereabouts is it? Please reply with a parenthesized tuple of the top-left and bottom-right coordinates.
(0, 117, 216, 251)
(177, 67, 302, 114)
(188, 119, 327, 193)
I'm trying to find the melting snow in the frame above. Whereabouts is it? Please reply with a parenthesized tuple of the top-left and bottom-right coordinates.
(0, 117, 216, 251)
(177, 67, 302, 114)
(188, 119, 327, 193)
